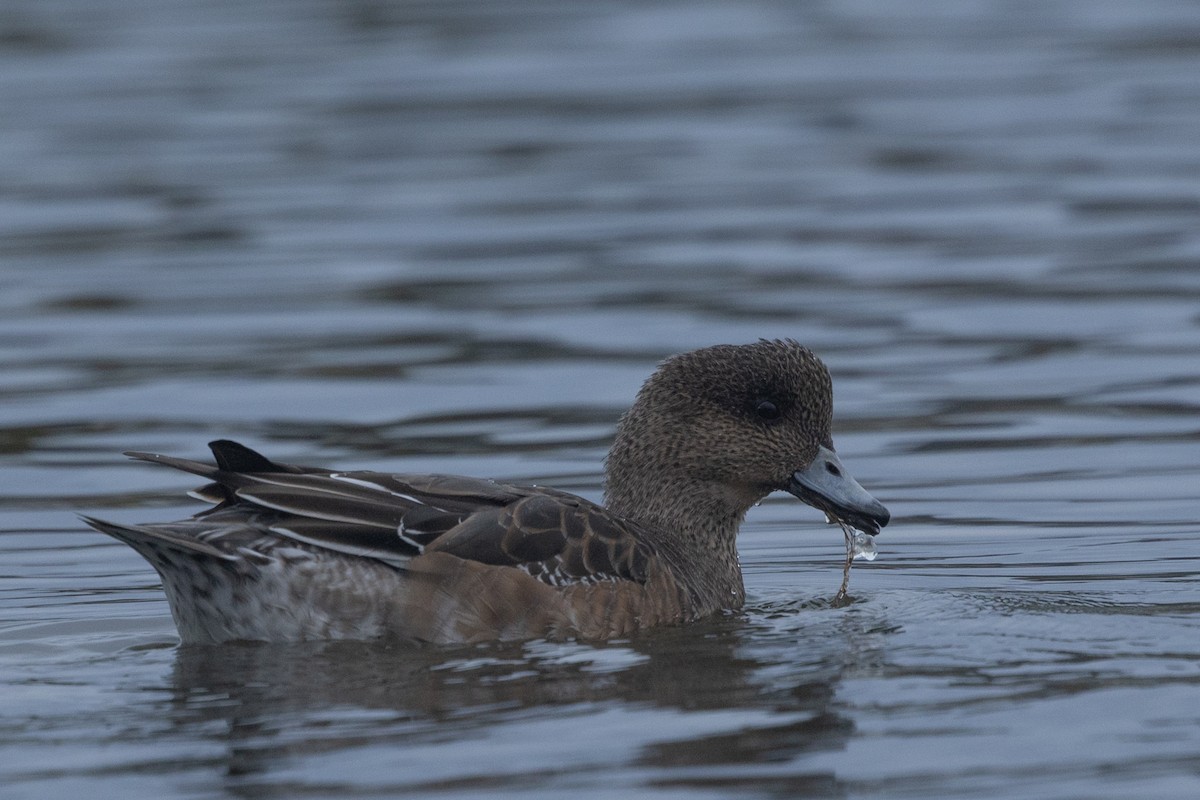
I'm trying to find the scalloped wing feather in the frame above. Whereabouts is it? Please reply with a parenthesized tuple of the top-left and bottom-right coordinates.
(120, 443, 658, 588)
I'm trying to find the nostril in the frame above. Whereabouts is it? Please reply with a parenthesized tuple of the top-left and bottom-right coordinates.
(825, 461, 841, 477)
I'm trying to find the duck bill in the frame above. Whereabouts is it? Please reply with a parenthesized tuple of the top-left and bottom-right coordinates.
(787, 446, 890, 536)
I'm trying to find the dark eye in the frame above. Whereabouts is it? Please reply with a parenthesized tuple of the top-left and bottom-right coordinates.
(755, 399, 782, 423)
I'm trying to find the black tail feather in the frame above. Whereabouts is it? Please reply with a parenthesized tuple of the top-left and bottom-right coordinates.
(208, 439, 291, 473)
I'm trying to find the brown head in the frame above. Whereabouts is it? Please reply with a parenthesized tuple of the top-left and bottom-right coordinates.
(604, 340, 889, 549)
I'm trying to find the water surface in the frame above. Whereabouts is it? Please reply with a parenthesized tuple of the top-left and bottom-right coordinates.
(2, 1, 1200, 798)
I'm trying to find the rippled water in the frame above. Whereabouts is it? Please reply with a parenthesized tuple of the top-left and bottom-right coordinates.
(3, 1, 1200, 797)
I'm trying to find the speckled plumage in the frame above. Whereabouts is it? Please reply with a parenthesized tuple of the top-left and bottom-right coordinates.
(85, 340, 889, 643)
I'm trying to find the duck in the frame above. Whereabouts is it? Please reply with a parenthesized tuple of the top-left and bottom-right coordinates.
(83, 339, 889, 644)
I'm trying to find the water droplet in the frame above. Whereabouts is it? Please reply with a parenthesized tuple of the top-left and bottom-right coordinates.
(850, 530, 877, 562)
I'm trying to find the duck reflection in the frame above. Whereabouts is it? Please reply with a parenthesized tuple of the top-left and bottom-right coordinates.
(166, 607, 882, 795)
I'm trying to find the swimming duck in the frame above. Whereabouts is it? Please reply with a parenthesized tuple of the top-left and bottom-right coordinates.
(84, 340, 888, 643)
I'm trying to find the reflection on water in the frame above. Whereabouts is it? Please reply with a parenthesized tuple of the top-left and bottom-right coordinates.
(3, 0, 1200, 797)
(151, 616, 868, 795)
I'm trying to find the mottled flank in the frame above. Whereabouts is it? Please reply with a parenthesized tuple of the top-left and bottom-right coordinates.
(85, 340, 889, 643)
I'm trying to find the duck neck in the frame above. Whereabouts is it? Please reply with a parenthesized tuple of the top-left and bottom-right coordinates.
(604, 450, 749, 613)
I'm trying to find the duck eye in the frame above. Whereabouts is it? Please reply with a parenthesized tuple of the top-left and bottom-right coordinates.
(754, 399, 782, 422)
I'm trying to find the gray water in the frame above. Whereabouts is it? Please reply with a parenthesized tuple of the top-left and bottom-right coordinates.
(3, 1, 1200, 797)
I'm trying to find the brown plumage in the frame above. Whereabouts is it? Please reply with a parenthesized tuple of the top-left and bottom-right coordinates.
(83, 340, 889, 643)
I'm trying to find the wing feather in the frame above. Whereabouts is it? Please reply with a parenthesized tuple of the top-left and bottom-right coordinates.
(120, 440, 659, 586)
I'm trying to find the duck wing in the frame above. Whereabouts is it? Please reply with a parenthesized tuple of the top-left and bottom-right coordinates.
(119, 440, 655, 584)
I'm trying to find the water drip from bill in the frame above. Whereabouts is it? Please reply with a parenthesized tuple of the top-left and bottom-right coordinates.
(832, 518, 877, 607)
